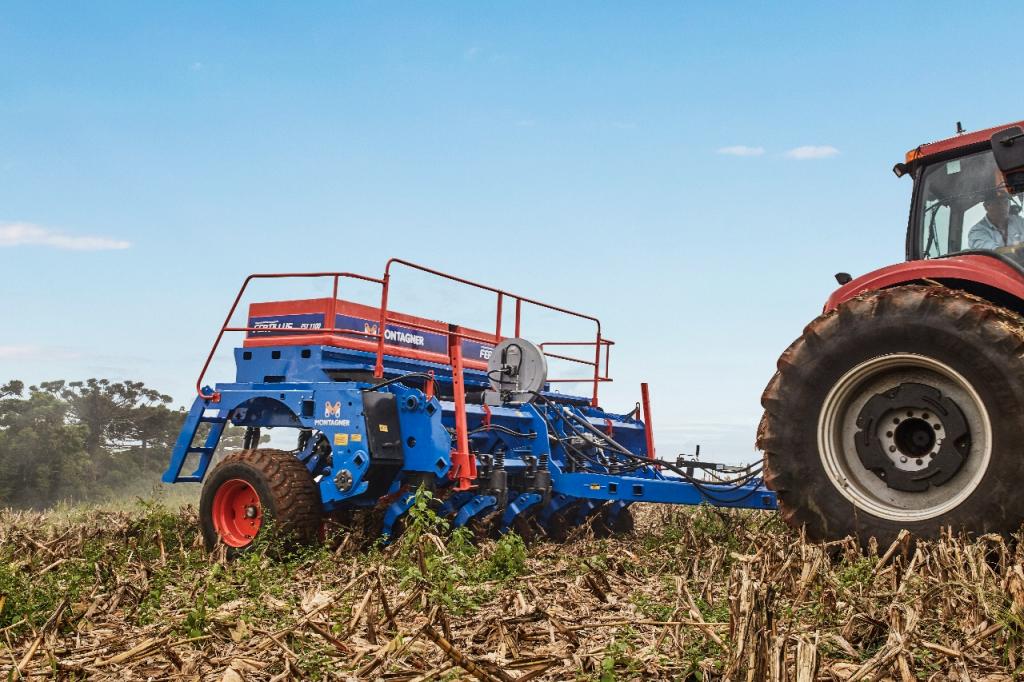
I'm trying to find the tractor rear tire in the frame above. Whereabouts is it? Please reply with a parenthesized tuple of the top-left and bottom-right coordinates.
(200, 448, 321, 557)
(758, 285, 1024, 546)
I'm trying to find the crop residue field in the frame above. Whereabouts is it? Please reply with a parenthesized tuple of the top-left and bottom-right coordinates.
(1, 504, 1022, 680)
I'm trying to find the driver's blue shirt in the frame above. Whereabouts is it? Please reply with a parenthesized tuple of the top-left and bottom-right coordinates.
(968, 214, 1024, 250)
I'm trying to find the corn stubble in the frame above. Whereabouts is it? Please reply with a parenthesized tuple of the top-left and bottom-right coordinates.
(1, 504, 1022, 681)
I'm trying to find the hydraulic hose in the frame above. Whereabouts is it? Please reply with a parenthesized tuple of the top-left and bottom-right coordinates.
(551, 399, 768, 504)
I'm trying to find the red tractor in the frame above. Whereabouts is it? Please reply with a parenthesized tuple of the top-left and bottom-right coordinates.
(759, 120, 1024, 545)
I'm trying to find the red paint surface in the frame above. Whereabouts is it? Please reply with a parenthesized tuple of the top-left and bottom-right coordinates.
(906, 120, 1024, 164)
(211, 479, 262, 548)
(824, 255, 1024, 311)
(243, 297, 494, 370)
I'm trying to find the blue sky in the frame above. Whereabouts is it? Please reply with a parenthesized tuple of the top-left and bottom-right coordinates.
(3, 2, 1023, 462)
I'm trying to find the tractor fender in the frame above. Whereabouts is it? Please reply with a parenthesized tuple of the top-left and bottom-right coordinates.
(825, 254, 1024, 313)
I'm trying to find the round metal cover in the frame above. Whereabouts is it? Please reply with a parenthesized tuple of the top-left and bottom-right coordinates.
(487, 338, 548, 400)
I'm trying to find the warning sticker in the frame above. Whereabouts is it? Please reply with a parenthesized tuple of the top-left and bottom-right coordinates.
(334, 433, 349, 446)
(378, 424, 389, 433)
(351, 433, 362, 442)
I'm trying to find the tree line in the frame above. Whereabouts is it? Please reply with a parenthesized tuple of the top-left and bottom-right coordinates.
(0, 379, 187, 509)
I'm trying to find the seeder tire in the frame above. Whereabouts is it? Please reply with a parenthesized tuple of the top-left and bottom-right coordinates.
(200, 448, 321, 557)
(758, 285, 1024, 546)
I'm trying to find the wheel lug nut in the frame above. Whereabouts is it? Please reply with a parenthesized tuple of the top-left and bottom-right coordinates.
(886, 431, 893, 438)
(889, 446, 897, 453)
(900, 456, 907, 463)
(916, 458, 923, 466)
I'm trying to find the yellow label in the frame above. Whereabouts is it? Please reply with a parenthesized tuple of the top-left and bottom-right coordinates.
(351, 433, 362, 442)
(589, 484, 601, 491)
(378, 424, 389, 433)
(334, 433, 349, 446)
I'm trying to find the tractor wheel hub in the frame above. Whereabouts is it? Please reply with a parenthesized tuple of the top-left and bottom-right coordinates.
(855, 382, 970, 492)
(878, 407, 944, 472)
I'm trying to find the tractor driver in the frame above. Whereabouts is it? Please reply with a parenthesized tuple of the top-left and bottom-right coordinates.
(968, 189, 1024, 250)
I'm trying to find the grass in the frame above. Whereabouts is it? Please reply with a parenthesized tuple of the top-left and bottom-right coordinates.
(1, 500, 1023, 680)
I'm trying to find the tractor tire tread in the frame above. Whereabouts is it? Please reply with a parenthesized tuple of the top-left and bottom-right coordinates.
(200, 448, 321, 553)
(758, 284, 1024, 545)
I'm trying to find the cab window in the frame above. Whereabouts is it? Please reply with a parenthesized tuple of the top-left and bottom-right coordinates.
(918, 149, 1023, 257)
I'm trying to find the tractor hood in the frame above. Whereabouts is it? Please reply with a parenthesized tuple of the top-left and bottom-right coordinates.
(824, 254, 1024, 312)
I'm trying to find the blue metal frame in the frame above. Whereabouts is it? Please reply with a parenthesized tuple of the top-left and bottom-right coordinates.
(164, 342, 776, 537)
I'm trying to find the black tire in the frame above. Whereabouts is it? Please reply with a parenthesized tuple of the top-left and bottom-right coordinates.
(510, 507, 544, 545)
(591, 505, 635, 538)
(544, 502, 583, 542)
(466, 509, 500, 543)
(199, 448, 321, 556)
(758, 285, 1024, 546)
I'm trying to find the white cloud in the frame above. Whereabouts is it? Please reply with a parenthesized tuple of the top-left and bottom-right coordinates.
(785, 145, 840, 160)
(0, 222, 131, 251)
(0, 345, 43, 360)
(717, 145, 765, 157)
(0, 345, 81, 361)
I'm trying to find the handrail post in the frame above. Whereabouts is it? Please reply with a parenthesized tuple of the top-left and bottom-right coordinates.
(196, 275, 256, 400)
(495, 292, 503, 341)
(448, 326, 475, 490)
(374, 273, 390, 378)
(641, 382, 655, 459)
(328, 275, 339, 332)
(591, 332, 602, 406)
(514, 298, 522, 337)
(424, 370, 435, 401)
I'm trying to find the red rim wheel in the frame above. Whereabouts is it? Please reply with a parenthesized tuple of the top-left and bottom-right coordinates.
(200, 449, 321, 557)
(211, 478, 263, 547)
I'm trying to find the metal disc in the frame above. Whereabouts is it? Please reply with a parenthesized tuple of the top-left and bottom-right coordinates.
(487, 338, 548, 402)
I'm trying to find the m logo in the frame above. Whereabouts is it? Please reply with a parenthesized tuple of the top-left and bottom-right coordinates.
(325, 401, 342, 418)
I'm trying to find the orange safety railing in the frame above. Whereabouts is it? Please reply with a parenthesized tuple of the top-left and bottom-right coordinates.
(196, 260, 614, 407)
(196, 271, 387, 400)
(376, 259, 613, 407)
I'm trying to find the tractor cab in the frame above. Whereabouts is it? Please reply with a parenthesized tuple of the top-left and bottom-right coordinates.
(901, 122, 1024, 262)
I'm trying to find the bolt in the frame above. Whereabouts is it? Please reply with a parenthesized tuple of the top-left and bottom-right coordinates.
(900, 456, 907, 463)
(893, 418, 901, 424)
(244, 505, 258, 519)
(889, 445, 897, 453)
(906, 410, 914, 417)
(922, 413, 930, 419)
(916, 458, 923, 466)
(886, 431, 893, 438)
(334, 469, 354, 492)
(934, 423, 942, 430)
